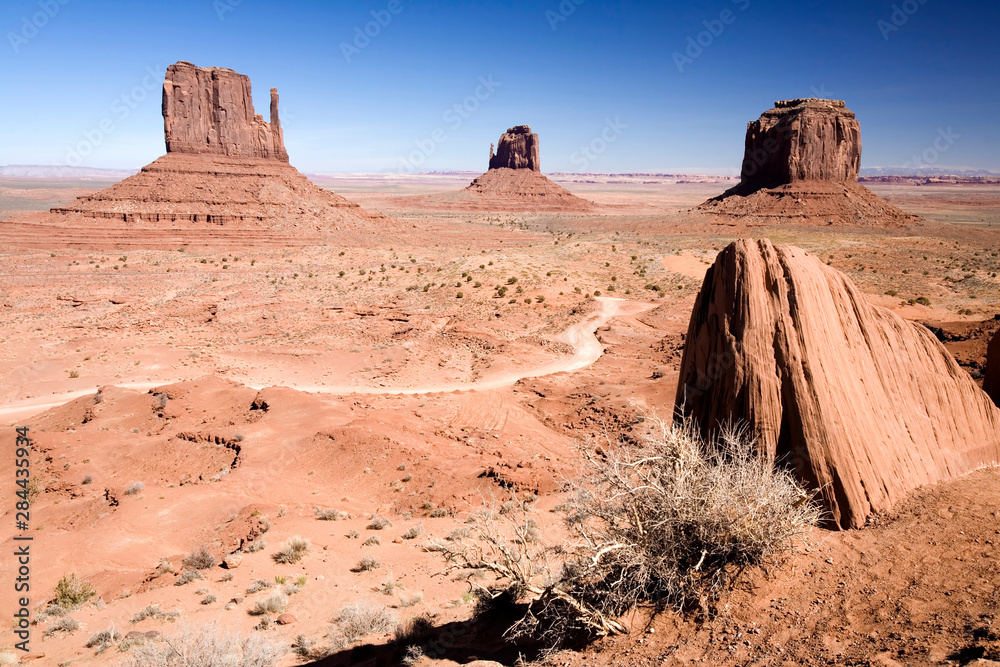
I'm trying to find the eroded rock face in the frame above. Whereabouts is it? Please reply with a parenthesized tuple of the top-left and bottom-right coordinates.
(741, 98, 860, 190)
(489, 125, 540, 172)
(675, 239, 1000, 529)
(983, 331, 1000, 407)
(162, 61, 288, 161)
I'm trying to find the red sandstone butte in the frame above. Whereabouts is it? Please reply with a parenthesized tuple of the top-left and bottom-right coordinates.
(699, 99, 916, 226)
(489, 125, 540, 172)
(0, 61, 392, 249)
(462, 125, 592, 211)
(162, 61, 289, 161)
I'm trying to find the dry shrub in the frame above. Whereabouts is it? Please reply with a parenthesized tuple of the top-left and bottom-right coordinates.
(125, 622, 285, 667)
(272, 536, 309, 564)
(243, 540, 266, 554)
(175, 569, 204, 586)
(53, 573, 95, 609)
(182, 545, 215, 570)
(246, 579, 272, 595)
(86, 626, 122, 653)
(433, 416, 820, 647)
(249, 591, 288, 616)
(367, 515, 392, 530)
(315, 507, 349, 521)
(399, 591, 423, 608)
(327, 601, 397, 650)
(43, 616, 79, 637)
(130, 605, 181, 624)
(353, 556, 381, 572)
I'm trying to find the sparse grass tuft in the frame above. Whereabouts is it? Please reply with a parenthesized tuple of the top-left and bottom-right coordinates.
(246, 579, 272, 595)
(130, 604, 181, 623)
(124, 481, 145, 496)
(367, 515, 392, 530)
(175, 569, 204, 586)
(314, 507, 349, 521)
(399, 591, 424, 608)
(327, 602, 397, 650)
(353, 556, 382, 572)
(87, 626, 122, 653)
(272, 536, 310, 564)
(244, 540, 266, 553)
(44, 616, 80, 637)
(249, 591, 288, 616)
(182, 545, 215, 570)
(124, 622, 285, 666)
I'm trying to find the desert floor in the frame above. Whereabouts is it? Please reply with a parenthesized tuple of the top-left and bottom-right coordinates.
(1, 175, 999, 666)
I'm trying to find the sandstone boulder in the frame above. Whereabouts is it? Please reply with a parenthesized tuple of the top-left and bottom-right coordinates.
(489, 125, 540, 172)
(222, 552, 243, 569)
(163, 61, 288, 161)
(675, 239, 1000, 529)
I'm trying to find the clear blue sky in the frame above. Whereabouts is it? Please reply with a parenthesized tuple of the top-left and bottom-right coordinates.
(1, 0, 997, 173)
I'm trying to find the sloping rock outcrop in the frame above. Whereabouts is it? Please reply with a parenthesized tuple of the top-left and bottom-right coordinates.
(675, 238, 1000, 529)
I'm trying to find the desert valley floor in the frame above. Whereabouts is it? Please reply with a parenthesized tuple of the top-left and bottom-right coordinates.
(2, 174, 1000, 666)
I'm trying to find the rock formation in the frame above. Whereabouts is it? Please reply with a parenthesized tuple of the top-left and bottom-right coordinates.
(983, 331, 1000, 407)
(699, 99, 916, 226)
(675, 238, 1000, 529)
(457, 125, 591, 211)
(2, 61, 391, 248)
(740, 99, 860, 190)
(162, 62, 288, 161)
(488, 125, 540, 172)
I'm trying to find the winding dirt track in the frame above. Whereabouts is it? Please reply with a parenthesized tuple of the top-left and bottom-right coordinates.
(0, 297, 656, 421)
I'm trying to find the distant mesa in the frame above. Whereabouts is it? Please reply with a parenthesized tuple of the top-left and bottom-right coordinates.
(741, 98, 860, 189)
(1, 61, 391, 249)
(675, 238, 1000, 529)
(699, 98, 917, 226)
(488, 125, 540, 172)
(462, 125, 593, 211)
